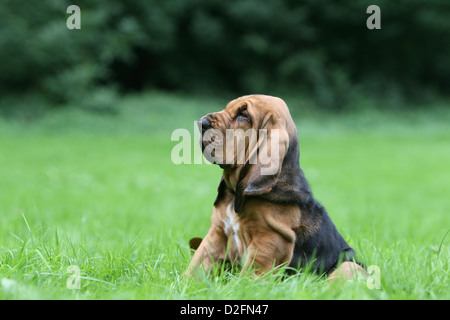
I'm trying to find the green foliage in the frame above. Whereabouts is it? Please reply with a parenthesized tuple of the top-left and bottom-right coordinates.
(0, 1, 449, 112)
(0, 93, 449, 299)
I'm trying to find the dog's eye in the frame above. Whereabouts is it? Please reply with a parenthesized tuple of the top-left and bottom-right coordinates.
(236, 107, 250, 122)
(236, 114, 248, 122)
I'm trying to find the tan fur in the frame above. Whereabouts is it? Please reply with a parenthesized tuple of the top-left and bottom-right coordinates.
(185, 95, 362, 281)
(328, 261, 368, 284)
(185, 196, 302, 276)
(185, 95, 301, 276)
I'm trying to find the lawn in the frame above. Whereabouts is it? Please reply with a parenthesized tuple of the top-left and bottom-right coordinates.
(0, 92, 449, 299)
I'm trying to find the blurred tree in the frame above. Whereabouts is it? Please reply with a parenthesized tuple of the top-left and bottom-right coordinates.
(0, 0, 449, 113)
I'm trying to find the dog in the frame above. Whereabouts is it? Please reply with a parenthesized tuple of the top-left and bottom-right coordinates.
(185, 95, 365, 280)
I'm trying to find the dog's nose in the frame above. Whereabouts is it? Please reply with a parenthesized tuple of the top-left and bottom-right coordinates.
(198, 117, 211, 133)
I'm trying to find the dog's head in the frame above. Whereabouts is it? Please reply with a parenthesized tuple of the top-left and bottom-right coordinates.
(199, 95, 306, 212)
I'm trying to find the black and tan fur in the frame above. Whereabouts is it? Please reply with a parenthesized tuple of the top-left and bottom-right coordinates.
(185, 95, 364, 280)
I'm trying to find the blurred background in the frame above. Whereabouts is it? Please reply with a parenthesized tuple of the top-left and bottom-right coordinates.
(0, 1, 449, 299)
(0, 0, 449, 117)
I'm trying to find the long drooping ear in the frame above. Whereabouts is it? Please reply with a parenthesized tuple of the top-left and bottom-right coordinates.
(234, 117, 290, 213)
(213, 177, 228, 206)
(261, 133, 313, 205)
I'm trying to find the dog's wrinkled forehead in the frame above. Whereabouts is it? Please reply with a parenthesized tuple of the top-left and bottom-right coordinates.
(224, 95, 291, 125)
(225, 94, 283, 112)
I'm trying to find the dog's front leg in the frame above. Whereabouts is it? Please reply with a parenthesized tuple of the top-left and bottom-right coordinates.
(240, 232, 294, 277)
(184, 226, 227, 277)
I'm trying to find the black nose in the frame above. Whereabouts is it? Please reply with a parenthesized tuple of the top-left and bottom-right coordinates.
(198, 117, 211, 133)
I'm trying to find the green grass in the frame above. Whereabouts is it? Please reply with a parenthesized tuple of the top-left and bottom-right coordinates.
(0, 92, 449, 299)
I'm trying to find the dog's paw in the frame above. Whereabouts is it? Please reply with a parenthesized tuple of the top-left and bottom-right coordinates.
(328, 261, 367, 284)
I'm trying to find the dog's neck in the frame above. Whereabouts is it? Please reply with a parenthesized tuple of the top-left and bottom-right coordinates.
(222, 166, 244, 193)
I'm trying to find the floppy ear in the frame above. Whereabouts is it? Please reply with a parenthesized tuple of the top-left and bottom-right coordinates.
(213, 177, 228, 206)
(260, 134, 313, 205)
(234, 116, 290, 213)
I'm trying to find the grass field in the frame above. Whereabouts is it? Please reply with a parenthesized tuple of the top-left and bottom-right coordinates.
(0, 92, 449, 299)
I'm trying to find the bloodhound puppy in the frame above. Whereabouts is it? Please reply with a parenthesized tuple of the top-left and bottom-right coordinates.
(185, 95, 365, 280)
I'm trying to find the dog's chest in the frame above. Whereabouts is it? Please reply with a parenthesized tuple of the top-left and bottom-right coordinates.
(223, 202, 242, 250)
